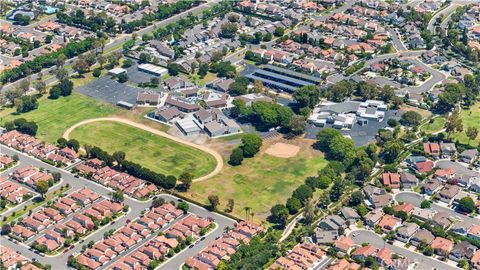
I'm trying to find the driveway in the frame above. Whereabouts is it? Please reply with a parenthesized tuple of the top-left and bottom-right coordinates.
(349, 230, 459, 270)
(0, 144, 234, 269)
(395, 191, 480, 225)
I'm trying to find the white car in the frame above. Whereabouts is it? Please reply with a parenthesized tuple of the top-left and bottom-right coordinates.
(352, 233, 360, 237)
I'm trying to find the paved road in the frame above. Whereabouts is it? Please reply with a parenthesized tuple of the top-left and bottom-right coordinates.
(349, 230, 459, 270)
(0, 144, 235, 270)
(61, 117, 223, 183)
(436, 160, 479, 176)
(395, 191, 480, 226)
(388, 28, 407, 52)
(2, 0, 220, 92)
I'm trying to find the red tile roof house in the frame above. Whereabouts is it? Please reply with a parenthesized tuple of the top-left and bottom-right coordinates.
(381, 172, 400, 189)
(84, 248, 109, 265)
(11, 224, 35, 240)
(375, 247, 393, 266)
(65, 220, 87, 235)
(73, 214, 94, 230)
(334, 236, 357, 255)
(268, 242, 325, 270)
(77, 254, 101, 270)
(435, 168, 456, 181)
(42, 207, 64, 222)
(414, 160, 434, 174)
(0, 154, 15, 168)
(103, 238, 126, 254)
(351, 245, 376, 261)
(423, 142, 440, 158)
(58, 147, 78, 160)
(431, 237, 454, 256)
(378, 214, 402, 232)
(393, 203, 415, 215)
(22, 217, 45, 232)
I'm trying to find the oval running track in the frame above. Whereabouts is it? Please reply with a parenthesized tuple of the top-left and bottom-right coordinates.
(62, 117, 223, 183)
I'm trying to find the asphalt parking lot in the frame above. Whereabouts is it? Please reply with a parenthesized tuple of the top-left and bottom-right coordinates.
(305, 110, 401, 146)
(125, 62, 158, 84)
(76, 76, 141, 105)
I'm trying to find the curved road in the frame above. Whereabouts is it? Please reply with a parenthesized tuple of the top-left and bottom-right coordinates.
(349, 230, 459, 270)
(62, 117, 224, 183)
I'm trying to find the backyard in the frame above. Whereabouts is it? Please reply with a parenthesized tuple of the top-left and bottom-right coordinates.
(69, 121, 217, 178)
(185, 139, 328, 222)
(0, 93, 118, 143)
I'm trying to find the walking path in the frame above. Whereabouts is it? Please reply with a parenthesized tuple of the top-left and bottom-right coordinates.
(62, 117, 223, 183)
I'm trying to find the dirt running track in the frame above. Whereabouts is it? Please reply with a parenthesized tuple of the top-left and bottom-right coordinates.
(62, 117, 223, 183)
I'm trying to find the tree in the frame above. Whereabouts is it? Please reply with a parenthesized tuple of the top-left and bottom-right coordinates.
(241, 133, 262, 157)
(292, 185, 313, 204)
(117, 73, 128, 83)
(178, 172, 193, 191)
(288, 115, 306, 136)
(208, 195, 220, 210)
(19, 78, 30, 94)
(293, 85, 320, 109)
(400, 111, 422, 127)
(112, 189, 124, 202)
(178, 201, 189, 213)
(16, 96, 38, 113)
(380, 140, 403, 164)
(198, 62, 209, 78)
(350, 191, 364, 206)
(220, 22, 238, 38)
(55, 68, 69, 81)
(274, 27, 285, 37)
(55, 54, 67, 69)
(286, 197, 302, 214)
(229, 147, 244, 166)
(167, 62, 180, 76)
(315, 128, 342, 151)
(420, 200, 431, 209)
(139, 53, 151, 64)
(269, 204, 288, 227)
(92, 68, 101, 77)
(253, 80, 264, 93)
(226, 199, 234, 213)
(51, 172, 61, 182)
(458, 197, 475, 213)
(445, 110, 463, 139)
(164, 175, 176, 189)
(73, 58, 88, 76)
(466, 127, 478, 144)
(112, 151, 126, 166)
(34, 80, 47, 95)
(228, 77, 249, 96)
(49, 86, 61, 99)
(59, 79, 73, 96)
(36, 180, 49, 198)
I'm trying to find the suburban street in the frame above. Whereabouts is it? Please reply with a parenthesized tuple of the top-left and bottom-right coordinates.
(0, 144, 235, 269)
(349, 230, 459, 270)
(395, 191, 480, 225)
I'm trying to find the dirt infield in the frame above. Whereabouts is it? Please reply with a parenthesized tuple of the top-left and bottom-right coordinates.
(265, 142, 300, 158)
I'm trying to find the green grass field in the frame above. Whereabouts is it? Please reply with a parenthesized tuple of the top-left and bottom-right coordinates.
(421, 117, 446, 134)
(70, 121, 217, 178)
(452, 103, 480, 146)
(0, 93, 118, 143)
(185, 141, 328, 221)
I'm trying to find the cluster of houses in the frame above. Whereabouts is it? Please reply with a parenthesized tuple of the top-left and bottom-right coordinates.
(10, 165, 54, 190)
(75, 159, 158, 200)
(185, 221, 265, 270)
(0, 175, 32, 205)
(11, 188, 123, 253)
(366, 58, 431, 86)
(76, 203, 207, 270)
(0, 130, 78, 166)
(455, 4, 480, 51)
(72, 0, 159, 24)
(0, 245, 41, 270)
(269, 242, 327, 270)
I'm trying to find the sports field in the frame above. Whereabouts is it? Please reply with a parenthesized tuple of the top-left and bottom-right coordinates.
(185, 139, 328, 221)
(0, 93, 118, 143)
(69, 121, 217, 178)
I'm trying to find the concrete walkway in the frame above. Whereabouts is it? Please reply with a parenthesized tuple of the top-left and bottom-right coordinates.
(62, 117, 224, 183)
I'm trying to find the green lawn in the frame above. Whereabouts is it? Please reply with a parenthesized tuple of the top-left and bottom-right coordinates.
(185, 141, 328, 221)
(69, 121, 217, 178)
(0, 93, 118, 143)
(452, 103, 480, 146)
(421, 117, 446, 134)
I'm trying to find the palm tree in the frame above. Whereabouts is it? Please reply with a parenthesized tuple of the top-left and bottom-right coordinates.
(243, 206, 251, 221)
(250, 213, 254, 222)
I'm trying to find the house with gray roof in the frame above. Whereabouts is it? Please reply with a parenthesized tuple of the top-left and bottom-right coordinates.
(449, 241, 477, 262)
(450, 221, 473, 236)
(314, 229, 338, 244)
(440, 142, 457, 158)
(318, 215, 346, 231)
(432, 211, 454, 229)
(410, 229, 435, 247)
(460, 149, 478, 164)
(396, 222, 419, 243)
(364, 208, 383, 227)
(152, 106, 183, 123)
(399, 172, 418, 189)
(341, 207, 360, 224)
(411, 207, 435, 222)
